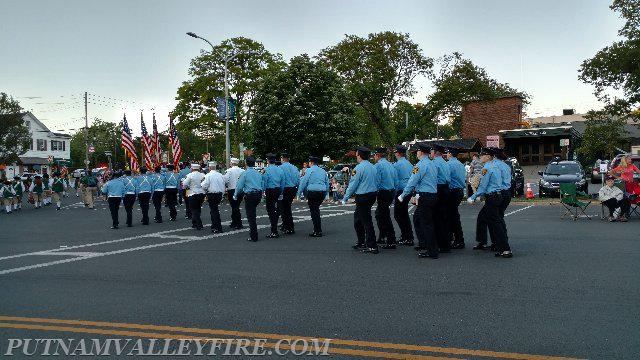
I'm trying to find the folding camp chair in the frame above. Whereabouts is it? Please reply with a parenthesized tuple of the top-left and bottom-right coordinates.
(625, 181, 640, 218)
(560, 183, 592, 221)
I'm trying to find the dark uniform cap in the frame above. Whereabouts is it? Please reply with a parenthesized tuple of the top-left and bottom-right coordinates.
(13, 176, 20, 180)
(374, 147, 388, 154)
(280, 153, 289, 158)
(34, 175, 42, 178)
(124, 170, 132, 176)
(394, 145, 408, 154)
(432, 144, 445, 153)
(53, 172, 61, 177)
(246, 157, 256, 167)
(166, 164, 174, 170)
(308, 155, 320, 163)
(266, 153, 276, 158)
(415, 143, 431, 152)
(479, 147, 495, 156)
(154, 166, 162, 173)
(356, 146, 371, 158)
(444, 147, 460, 156)
(140, 167, 147, 173)
(605, 174, 615, 181)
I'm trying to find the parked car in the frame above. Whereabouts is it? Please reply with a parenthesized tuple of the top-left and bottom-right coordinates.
(538, 160, 588, 197)
(332, 163, 356, 172)
(589, 159, 609, 184)
(609, 154, 640, 180)
(507, 157, 525, 196)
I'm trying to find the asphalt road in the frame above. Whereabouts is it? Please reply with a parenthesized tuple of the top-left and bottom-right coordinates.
(0, 194, 638, 359)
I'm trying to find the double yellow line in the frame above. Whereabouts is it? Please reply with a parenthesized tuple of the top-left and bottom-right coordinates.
(0, 316, 581, 359)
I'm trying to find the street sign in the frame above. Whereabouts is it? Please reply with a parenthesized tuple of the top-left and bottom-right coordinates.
(486, 135, 500, 147)
(559, 139, 570, 147)
(599, 163, 608, 173)
(88, 145, 95, 153)
(104, 151, 112, 157)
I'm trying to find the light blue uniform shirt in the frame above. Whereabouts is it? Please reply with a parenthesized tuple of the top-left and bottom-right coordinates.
(343, 160, 377, 201)
(469, 162, 504, 200)
(375, 158, 397, 191)
(447, 157, 467, 190)
(234, 167, 264, 198)
(432, 156, 450, 185)
(401, 156, 437, 198)
(494, 159, 512, 190)
(102, 178, 125, 197)
(394, 157, 413, 191)
(121, 176, 137, 195)
(179, 168, 190, 183)
(163, 171, 180, 188)
(262, 164, 285, 192)
(151, 173, 165, 191)
(297, 165, 329, 197)
(279, 162, 300, 188)
(136, 174, 153, 193)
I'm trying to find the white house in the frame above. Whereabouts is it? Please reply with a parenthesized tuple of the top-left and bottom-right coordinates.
(3, 112, 71, 178)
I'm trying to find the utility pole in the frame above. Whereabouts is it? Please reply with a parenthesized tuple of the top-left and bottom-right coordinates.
(84, 92, 88, 171)
(405, 112, 408, 129)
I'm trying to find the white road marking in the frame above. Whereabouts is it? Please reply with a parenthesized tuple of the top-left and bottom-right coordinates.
(34, 251, 103, 257)
(504, 204, 534, 217)
(0, 209, 354, 275)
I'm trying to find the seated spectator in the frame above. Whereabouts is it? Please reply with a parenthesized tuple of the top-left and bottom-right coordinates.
(331, 179, 343, 203)
(599, 175, 630, 222)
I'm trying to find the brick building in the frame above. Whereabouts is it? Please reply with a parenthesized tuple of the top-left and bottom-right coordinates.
(461, 96, 524, 147)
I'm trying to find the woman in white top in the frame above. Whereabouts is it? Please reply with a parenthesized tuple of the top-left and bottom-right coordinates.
(598, 175, 630, 222)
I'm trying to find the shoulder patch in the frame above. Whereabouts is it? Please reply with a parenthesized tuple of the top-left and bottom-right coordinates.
(412, 166, 419, 174)
(260, 169, 266, 175)
(482, 168, 488, 176)
(351, 169, 357, 176)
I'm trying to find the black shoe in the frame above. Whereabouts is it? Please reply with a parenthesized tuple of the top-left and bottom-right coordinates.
(284, 230, 295, 235)
(185, 216, 191, 219)
(309, 232, 323, 237)
(490, 244, 497, 252)
(495, 251, 513, 258)
(212, 229, 222, 234)
(414, 246, 426, 251)
(247, 238, 257, 242)
(110, 226, 118, 229)
(266, 233, 280, 238)
(418, 252, 438, 259)
(56, 207, 61, 211)
(439, 248, 451, 253)
(451, 242, 466, 249)
(127, 224, 132, 228)
(376, 237, 387, 245)
(352, 244, 365, 250)
(155, 219, 163, 223)
(362, 247, 379, 254)
(169, 218, 176, 222)
(473, 243, 489, 250)
(381, 244, 397, 249)
(399, 239, 415, 246)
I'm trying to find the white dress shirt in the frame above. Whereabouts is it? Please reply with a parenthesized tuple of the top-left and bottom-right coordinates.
(182, 171, 206, 196)
(202, 170, 226, 194)
(223, 166, 245, 190)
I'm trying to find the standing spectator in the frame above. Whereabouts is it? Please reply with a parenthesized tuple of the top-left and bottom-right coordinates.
(469, 154, 484, 195)
(609, 154, 640, 197)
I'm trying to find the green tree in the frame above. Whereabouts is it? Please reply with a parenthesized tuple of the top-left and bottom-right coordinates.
(319, 32, 433, 145)
(251, 55, 358, 163)
(70, 119, 121, 169)
(0, 93, 31, 165)
(577, 113, 628, 166)
(579, 0, 640, 121)
(390, 102, 436, 142)
(173, 37, 285, 155)
(424, 52, 528, 136)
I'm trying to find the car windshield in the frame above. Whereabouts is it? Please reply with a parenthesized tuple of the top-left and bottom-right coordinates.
(545, 163, 582, 175)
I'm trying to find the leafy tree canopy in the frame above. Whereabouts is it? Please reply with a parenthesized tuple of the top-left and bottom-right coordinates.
(0, 93, 31, 165)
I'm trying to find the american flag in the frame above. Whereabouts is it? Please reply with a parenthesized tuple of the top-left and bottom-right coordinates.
(140, 114, 154, 170)
(152, 114, 161, 166)
(121, 115, 139, 171)
(168, 117, 182, 169)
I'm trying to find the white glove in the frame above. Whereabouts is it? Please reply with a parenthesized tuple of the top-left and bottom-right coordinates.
(397, 195, 403, 202)
(467, 197, 474, 204)
(341, 200, 346, 205)
(278, 195, 283, 201)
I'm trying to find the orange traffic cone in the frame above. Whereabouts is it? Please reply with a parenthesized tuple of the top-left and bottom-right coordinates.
(525, 183, 534, 199)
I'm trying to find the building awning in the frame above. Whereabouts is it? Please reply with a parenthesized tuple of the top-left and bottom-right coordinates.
(406, 138, 482, 152)
(18, 157, 50, 165)
(499, 126, 578, 139)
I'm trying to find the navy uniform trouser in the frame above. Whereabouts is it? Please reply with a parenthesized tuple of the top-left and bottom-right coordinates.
(265, 188, 281, 234)
(123, 194, 136, 226)
(164, 188, 178, 220)
(375, 189, 396, 244)
(476, 192, 509, 251)
(280, 187, 297, 231)
(244, 192, 262, 241)
(354, 192, 377, 248)
(446, 188, 465, 245)
(107, 197, 121, 227)
(394, 190, 413, 241)
(478, 189, 512, 246)
(306, 190, 324, 233)
(189, 193, 205, 229)
(138, 192, 151, 224)
(206, 192, 223, 231)
(413, 192, 438, 256)
(227, 190, 243, 228)
(152, 190, 164, 221)
(182, 189, 191, 218)
(435, 184, 451, 251)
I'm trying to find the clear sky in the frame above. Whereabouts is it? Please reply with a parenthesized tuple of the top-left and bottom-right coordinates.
(0, 0, 623, 135)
